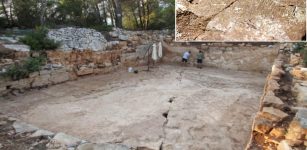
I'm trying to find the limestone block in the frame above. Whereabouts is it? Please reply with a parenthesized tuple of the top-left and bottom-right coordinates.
(293, 83, 307, 105)
(270, 128, 286, 139)
(31, 129, 55, 137)
(10, 78, 32, 89)
(201, 44, 209, 50)
(290, 53, 301, 66)
(295, 109, 307, 129)
(271, 65, 285, 77)
(0, 85, 7, 95)
(261, 107, 289, 122)
(77, 143, 130, 150)
(277, 140, 292, 150)
(32, 72, 51, 87)
(53, 132, 82, 147)
(291, 67, 307, 80)
(267, 79, 280, 91)
(104, 62, 113, 67)
(119, 35, 129, 41)
(263, 94, 284, 106)
(285, 120, 305, 141)
(76, 67, 94, 76)
(118, 41, 128, 48)
(13, 121, 39, 134)
(253, 114, 274, 134)
(109, 31, 119, 38)
(50, 69, 70, 84)
(29, 72, 39, 78)
(3, 44, 30, 52)
(226, 47, 233, 51)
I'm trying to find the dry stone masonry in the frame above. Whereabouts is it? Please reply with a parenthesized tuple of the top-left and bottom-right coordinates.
(162, 42, 279, 72)
(247, 44, 307, 150)
(48, 27, 108, 51)
(0, 27, 173, 96)
(176, 0, 306, 41)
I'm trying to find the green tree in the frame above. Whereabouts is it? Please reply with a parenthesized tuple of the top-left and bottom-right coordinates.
(122, 0, 174, 30)
(2, 0, 174, 30)
(13, 0, 41, 28)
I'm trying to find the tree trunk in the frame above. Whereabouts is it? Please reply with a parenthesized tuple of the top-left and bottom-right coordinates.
(9, 1, 14, 26)
(40, 0, 47, 26)
(1, 0, 11, 26)
(137, 0, 143, 29)
(102, 0, 108, 25)
(145, 1, 150, 29)
(94, 3, 103, 24)
(108, 0, 115, 26)
(141, 0, 147, 29)
(132, 9, 139, 29)
(112, 0, 122, 28)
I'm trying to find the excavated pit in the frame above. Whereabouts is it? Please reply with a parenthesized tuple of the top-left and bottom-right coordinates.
(0, 65, 266, 149)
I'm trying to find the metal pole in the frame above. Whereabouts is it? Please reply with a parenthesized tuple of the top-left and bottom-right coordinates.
(142, 44, 153, 72)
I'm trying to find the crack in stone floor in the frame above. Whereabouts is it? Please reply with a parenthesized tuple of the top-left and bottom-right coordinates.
(0, 65, 266, 150)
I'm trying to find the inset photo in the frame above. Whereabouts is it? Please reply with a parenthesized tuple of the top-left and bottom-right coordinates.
(176, 0, 306, 42)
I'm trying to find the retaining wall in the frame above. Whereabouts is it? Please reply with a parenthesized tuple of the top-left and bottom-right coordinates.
(163, 42, 279, 72)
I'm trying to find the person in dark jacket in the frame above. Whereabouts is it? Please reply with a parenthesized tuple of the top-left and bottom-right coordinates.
(196, 51, 204, 68)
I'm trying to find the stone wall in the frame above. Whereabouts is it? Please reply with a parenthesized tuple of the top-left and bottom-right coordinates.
(246, 51, 307, 149)
(0, 27, 174, 96)
(163, 42, 279, 72)
(0, 50, 123, 96)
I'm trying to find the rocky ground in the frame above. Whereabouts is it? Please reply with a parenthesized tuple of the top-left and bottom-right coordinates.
(0, 65, 266, 150)
(176, 0, 306, 41)
(0, 115, 50, 150)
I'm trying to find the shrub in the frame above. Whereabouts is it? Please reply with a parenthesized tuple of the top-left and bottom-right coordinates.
(5, 63, 28, 81)
(293, 43, 305, 53)
(4, 56, 46, 80)
(0, 17, 8, 28)
(23, 57, 46, 73)
(20, 26, 60, 51)
(293, 43, 307, 67)
(303, 49, 307, 67)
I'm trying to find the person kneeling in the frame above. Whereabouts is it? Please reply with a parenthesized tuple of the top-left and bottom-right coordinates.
(182, 51, 191, 66)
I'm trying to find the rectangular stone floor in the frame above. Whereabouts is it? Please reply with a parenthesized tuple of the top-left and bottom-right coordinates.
(0, 65, 266, 150)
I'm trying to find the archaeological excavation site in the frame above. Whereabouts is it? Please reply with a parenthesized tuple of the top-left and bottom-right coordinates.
(0, 27, 306, 150)
(176, 0, 306, 41)
(0, 0, 307, 149)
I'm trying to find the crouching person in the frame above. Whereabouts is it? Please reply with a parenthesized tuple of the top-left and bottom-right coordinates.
(182, 51, 191, 66)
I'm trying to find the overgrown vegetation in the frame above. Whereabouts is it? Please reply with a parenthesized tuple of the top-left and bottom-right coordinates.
(20, 26, 60, 51)
(293, 43, 307, 67)
(88, 24, 113, 32)
(4, 57, 46, 81)
(303, 50, 307, 67)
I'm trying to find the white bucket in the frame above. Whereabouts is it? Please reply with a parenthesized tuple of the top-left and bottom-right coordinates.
(128, 67, 134, 73)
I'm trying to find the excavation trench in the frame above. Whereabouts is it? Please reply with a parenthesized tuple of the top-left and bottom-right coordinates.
(0, 65, 266, 150)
